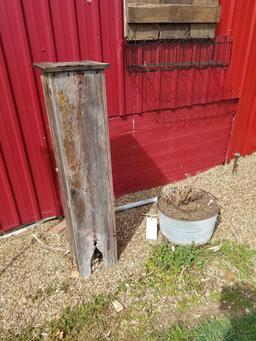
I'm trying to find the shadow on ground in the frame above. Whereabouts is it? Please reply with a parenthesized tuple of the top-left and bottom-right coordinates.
(219, 284, 256, 340)
(111, 134, 168, 257)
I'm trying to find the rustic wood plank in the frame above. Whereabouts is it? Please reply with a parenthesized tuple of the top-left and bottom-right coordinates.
(159, 23, 190, 38)
(161, 0, 192, 3)
(159, 0, 192, 39)
(36, 62, 117, 278)
(192, 0, 218, 4)
(40, 74, 76, 257)
(127, 4, 221, 23)
(190, 0, 218, 38)
(127, 23, 160, 40)
(125, 0, 161, 40)
(125, 0, 192, 40)
(190, 23, 215, 38)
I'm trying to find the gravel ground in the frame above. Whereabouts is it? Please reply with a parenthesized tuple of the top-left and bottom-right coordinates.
(1, 153, 256, 335)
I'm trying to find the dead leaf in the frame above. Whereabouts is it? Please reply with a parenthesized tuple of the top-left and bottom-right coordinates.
(208, 244, 222, 252)
(112, 300, 124, 312)
(104, 330, 111, 338)
(224, 271, 236, 282)
(70, 271, 80, 279)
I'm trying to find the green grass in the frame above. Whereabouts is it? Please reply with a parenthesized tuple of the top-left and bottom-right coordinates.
(192, 311, 256, 341)
(220, 284, 256, 312)
(144, 241, 207, 295)
(149, 311, 256, 341)
(145, 240, 256, 292)
(3, 240, 256, 341)
(3, 294, 113, 341)
(218, 240, 256, 279)
(48, 294, 112, 340)
(149, 324, 191, 341)
(146, 241, 206, 275)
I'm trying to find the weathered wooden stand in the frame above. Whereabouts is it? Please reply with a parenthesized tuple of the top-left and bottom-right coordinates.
(34, 61, 117, 277)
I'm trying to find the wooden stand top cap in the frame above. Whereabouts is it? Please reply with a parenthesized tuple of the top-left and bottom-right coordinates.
(33, 60, 109, 73)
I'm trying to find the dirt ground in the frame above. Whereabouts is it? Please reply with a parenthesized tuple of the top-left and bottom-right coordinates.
(1, 153, 256, 336)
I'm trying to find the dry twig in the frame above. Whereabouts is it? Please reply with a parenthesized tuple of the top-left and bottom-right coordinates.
(32, 234, 69, 254)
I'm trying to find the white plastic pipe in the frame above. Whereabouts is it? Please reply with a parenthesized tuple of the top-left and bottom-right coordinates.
(115, 197, 158, 213)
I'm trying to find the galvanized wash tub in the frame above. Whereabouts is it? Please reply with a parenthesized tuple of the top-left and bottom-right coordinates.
(157, 191, 219, 245)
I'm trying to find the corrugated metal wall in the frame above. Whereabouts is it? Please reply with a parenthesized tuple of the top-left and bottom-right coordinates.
(1, 0, 256, 232)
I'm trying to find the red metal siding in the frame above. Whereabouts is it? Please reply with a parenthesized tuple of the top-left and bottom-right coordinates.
(0, 0, 256, 232)
(227, 1, 256, 156)
(110, 100, 237, 195)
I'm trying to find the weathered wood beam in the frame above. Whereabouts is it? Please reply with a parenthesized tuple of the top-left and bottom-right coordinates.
(34, 61, 118, 278)
(127, 4, 220, 23)
(191, 0, 218, 38)
(159, 0, 192, 39)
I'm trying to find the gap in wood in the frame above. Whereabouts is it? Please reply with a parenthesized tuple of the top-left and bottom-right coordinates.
(91, 245, 103, 273)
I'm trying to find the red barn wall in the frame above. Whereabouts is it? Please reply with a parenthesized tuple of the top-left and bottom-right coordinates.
(0, 0, 255, 232)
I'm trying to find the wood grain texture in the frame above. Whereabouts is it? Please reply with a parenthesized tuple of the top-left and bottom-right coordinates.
(124, 0, 219, 40)
(161, 0, 192, 3)
(190, 23, 215, 38)
(127, 4, 220, 23)
(125, 0, 161, 40)
(41, 74, 76, 257)
(159, 23, 190, 38)
(127, 23, 160, 39)
(125, 0, 192, 40)
(40, 69, 117, 278)
(159, 0, 192, 39)
(191, 0, 218, 38)
(34, 61, 109, 73)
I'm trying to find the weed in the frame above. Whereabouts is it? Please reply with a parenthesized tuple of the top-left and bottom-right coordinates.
(143, 241, 206, 296)
(60, 280, 70, 293)
(117, 281, 129, 294)
(177, 295, 203, 313)
(146, 241, 205, 275)
(149, 324, 191, 341)
(218, 240, 256, 279)
(220, 284, 256, 312)
(120, 300, 156, 339)
(45, 284, 56, 296)
(48, 294, 112, 340)
(28, 288, 43, 303)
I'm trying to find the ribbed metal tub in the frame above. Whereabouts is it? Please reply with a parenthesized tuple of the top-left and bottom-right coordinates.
(158, 200, 219, 246)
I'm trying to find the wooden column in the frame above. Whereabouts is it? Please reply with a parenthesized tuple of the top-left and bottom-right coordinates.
(34, 61, 117, 277)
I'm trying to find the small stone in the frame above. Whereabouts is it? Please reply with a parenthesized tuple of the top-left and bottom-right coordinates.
(21, 297, 27, 304)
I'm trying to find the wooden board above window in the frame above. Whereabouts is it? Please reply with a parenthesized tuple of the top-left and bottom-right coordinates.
(124, 0, 220, 40)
